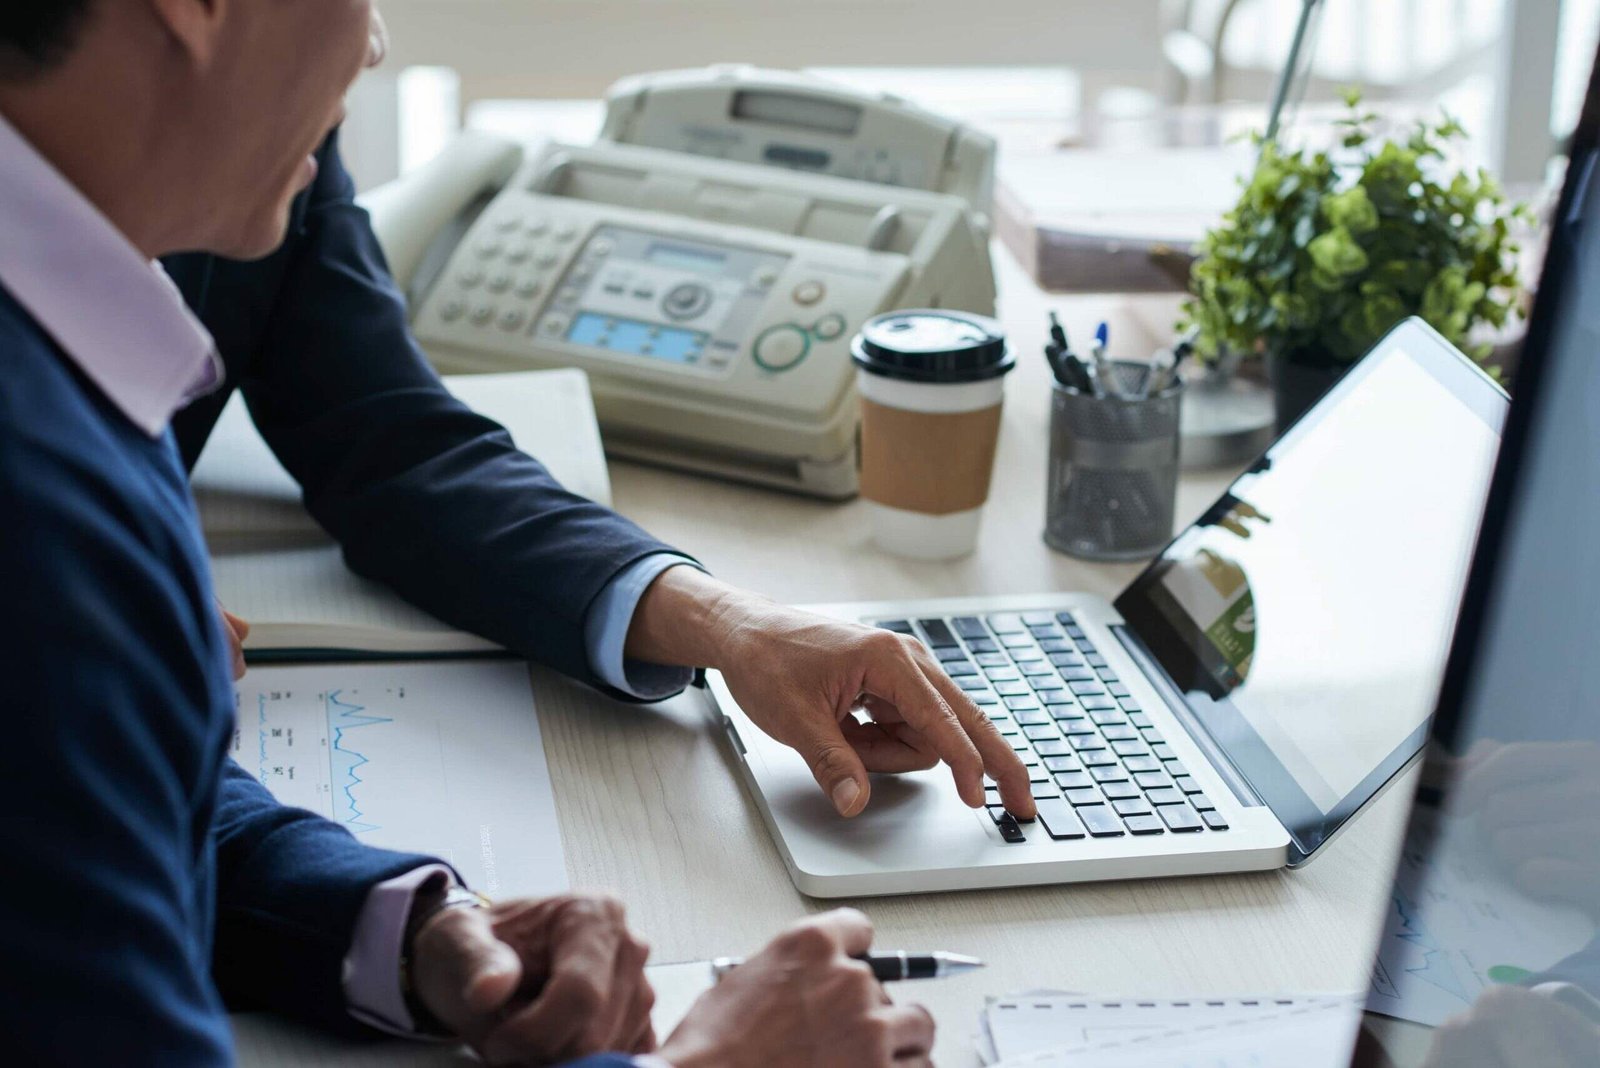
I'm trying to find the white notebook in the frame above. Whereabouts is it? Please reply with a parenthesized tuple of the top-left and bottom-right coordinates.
(193, 369, 610, 657)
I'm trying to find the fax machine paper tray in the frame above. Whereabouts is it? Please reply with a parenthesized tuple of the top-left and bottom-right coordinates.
(602, 427, 858, 500)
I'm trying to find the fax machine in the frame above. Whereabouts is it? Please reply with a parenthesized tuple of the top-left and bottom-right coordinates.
(364, 66, 998, 498)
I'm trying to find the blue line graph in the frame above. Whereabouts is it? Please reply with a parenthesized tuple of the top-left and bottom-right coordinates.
(326, 690, 393, 834)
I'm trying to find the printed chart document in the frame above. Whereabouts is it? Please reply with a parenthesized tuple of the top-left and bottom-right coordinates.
(233, 660, 565, 898)
(982, 994, 1362, 1068)
(1366, 806, 1596, 1026)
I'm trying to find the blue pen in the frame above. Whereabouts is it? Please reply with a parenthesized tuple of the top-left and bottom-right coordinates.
(1090, 321, 1119, 398)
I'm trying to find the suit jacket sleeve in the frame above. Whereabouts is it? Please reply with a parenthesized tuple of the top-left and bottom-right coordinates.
(211, 132, 688, 693)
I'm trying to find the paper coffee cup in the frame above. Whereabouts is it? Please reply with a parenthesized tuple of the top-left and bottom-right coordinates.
(851, 310, 1015, 559)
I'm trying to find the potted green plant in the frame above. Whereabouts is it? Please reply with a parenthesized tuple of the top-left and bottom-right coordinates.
(1182, 92, 1529, 429)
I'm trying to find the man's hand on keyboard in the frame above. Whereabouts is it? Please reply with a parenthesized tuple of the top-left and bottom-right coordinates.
(624, 567, 1036, 819)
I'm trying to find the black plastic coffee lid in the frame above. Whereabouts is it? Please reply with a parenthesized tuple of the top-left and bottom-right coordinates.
(851, 309, 1015, 384)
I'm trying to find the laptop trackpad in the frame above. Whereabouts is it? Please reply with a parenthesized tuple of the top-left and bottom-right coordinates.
(762, 766, 990, 860)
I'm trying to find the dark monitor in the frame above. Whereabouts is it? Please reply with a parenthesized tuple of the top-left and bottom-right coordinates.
(1352, 44, 1600, 1066)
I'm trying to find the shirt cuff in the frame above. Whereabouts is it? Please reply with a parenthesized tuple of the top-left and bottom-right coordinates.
(633, 1056, 677, 1068)
(584, 553, 701, 700)
(343, 863, 456, 1036)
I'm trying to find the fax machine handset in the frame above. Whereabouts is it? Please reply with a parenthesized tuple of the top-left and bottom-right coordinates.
(599, 65, 997, 230)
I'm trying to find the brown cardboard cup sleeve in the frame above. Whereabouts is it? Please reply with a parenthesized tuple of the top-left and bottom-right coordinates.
(859, 397, 1003, 515)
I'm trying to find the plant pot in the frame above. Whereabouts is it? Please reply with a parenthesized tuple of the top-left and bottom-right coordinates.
(1268, 349, 1349, 431)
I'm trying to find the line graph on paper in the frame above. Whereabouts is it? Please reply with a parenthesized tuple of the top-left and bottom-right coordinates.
(232, 681, 438, 840)
(228, 662, 568, 898)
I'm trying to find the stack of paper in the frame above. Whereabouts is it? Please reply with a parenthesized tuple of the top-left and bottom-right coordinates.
(978, 992, 1363, 1068)
(192, 369, 611, 658)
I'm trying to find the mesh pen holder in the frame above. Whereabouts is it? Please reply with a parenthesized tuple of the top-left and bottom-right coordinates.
(1044, 363, 1182, 561)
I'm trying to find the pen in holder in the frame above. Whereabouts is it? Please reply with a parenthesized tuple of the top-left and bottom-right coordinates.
(1044, 362, 1183, 561)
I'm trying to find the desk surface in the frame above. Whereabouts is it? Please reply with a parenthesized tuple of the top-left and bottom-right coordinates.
(535, 245, 1409, 1064)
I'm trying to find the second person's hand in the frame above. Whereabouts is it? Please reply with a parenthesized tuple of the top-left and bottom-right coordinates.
(625, 567, 1036, 819)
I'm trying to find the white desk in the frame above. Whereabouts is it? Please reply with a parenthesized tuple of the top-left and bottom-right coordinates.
(528, 244, 1411, 1064)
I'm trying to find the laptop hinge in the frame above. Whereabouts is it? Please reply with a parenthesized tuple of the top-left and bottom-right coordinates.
(1111, 625, 1265, 810)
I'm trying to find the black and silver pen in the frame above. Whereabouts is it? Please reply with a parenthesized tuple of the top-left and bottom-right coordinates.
(710, 951, 984, 983)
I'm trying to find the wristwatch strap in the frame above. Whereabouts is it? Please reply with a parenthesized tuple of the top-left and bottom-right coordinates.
(399, 882, 493, 1034)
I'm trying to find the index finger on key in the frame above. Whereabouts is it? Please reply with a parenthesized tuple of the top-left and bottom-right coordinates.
(862, 638, 986, 807)
(918, 655, 1036, 818)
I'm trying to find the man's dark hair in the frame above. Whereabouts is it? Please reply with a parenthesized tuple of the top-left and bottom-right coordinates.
(0, 1, 97, 79)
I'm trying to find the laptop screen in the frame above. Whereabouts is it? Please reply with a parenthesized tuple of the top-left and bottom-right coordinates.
(1115, 321, 1506, 860)
(1353, 61, 1600, 1063)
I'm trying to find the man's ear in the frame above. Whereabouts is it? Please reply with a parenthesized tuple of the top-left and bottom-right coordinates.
(142, 0, 229, 67)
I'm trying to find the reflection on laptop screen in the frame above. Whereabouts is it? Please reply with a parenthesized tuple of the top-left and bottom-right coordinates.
(1354, 126, 1600, 1063)
(1117, 326, 1506, 858)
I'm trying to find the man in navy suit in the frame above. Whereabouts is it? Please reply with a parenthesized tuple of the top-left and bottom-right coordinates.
(0, 1, 944, 1064)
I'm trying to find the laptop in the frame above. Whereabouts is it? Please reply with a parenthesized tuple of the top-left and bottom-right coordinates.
(710, 314, 1509, 897)
(1350, 47, 1600, 1065)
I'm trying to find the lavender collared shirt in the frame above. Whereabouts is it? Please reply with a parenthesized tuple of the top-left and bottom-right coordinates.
(0, 113, 686, 1059)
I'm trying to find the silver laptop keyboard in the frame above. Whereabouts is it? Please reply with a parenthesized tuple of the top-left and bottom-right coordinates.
(875, 611, 1228, 844)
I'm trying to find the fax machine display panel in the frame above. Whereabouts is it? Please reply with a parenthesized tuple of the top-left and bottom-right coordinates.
(1115, 331, 1505, 856)
(545, 225, 789, 370)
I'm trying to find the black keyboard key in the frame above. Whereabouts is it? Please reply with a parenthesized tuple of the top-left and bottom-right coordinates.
(987, 614, 1026, 634)
(1064, 623, 1087, 639)
(1101, 781, 1141, 800)
(1048, 651, 1084, 668)
(952, 616, 989, 640)
(1090, 765, 1129, 783)
(1119, 698, 1143, 712)
(1202, 810, 1229, 830)
(985, 667, 1020, 682)
(993, 722, 1020, 737)
(1042, 692, 1076, 706)
(1079, 695, 1118, 711)
(1069, 680, 1105, 696)
(943, 661, 978, 676)
(1023, 725, 1059, 742)
(1158, 805, 1204, 832)
(1055, 612, 1079, 627)
(1043, 756, 1078, 773)
(1005, 699, 1040, 715)
(1069, 733, 1106, 751)
(1011, 649, 1046, 664)
(1064, 788, 1102, 805)
(1001, 633, 1034, 648)
(1145, 787, 1186, 806)
(1059, 719, 1095, 735)
(1136, 772, 1175, 791)
(1125, 814, 1166, 835)
(1009, 737, 1030, 751)
(1112, 797, 1153, 816)
(1151, 743, 1176, 760)
(1016, 710, 1052, 726)
(995, 681, 1030, 696)
(1166, 761, 1191, 778)
(1035, 740, 1072, 757)
(1140, 728, 1165, 744)
(1098, 671, 1120, 684)
(1059, 667, 1096, 682)
(1121, 755, 1161, 773)
(1052, 708, 1086, 725)
(935, 645, 970, 662)
(1028, 766, 1054, 783)
(1037, 638, 1072, 654)
(1019, 752, 1041, 765)
(1108, 683, 1132, 698)
(967, 638, 1000, 654)
(1174, 775, 1201, 793)
(1030, 677, 1066, 692)
(1191, 793, 1216, 812)
(1019, 612, 1054, 626)
(1101, 725, 1139, 741)
(1027, 625, 1060, 640)
(918, 618, 959, 647)
(1086, 655, 1109, 669)
(1080, 751, 1119, 767)
(983, 786, 1002, 804)
(1031, 783, 1061, 800)
(958, 678, 990, 692)
(1111, 742, 1150, 759)
(1055, 771, 1092, 790)
(1035, 798, 1088, 839)
(973, 693, 999, 706)
(1020, 662, 1056, 677)
(976, 652, 1009, 668)
(1088, 709, 1126, 726)
(1078, 805, 1125, 836)
(1129, 712, 1154, 729)
(876, 619, 914, 634)
(994, 812, 1028, 842)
